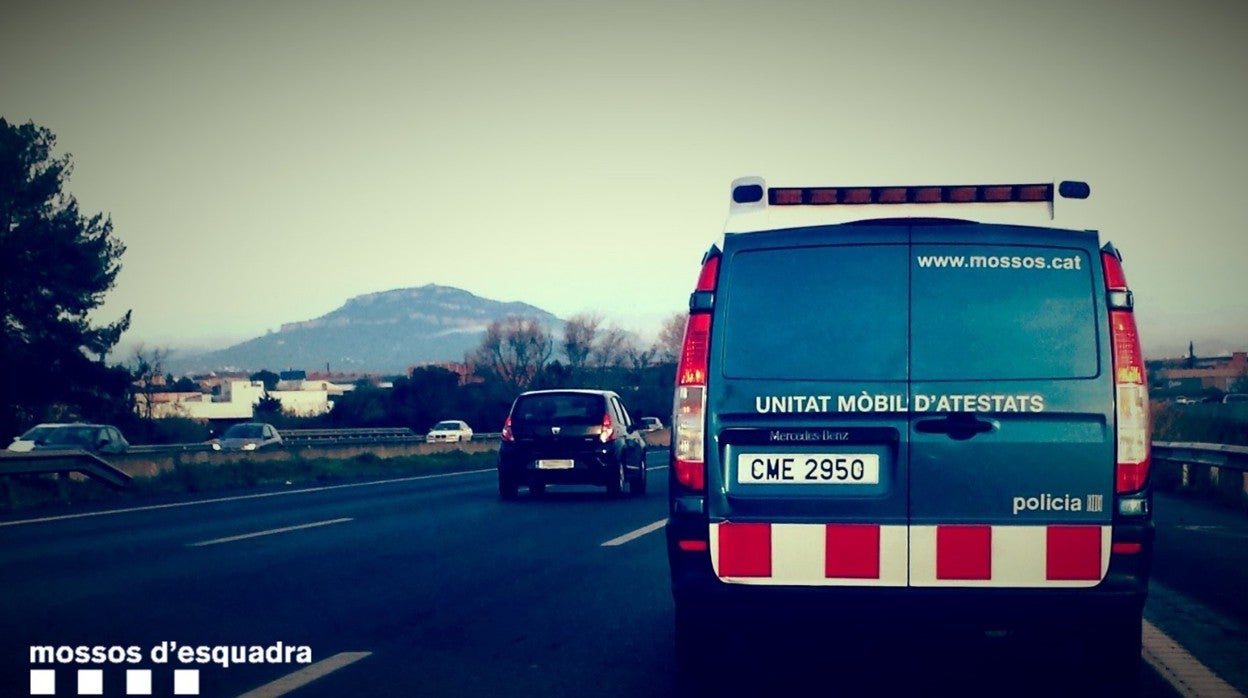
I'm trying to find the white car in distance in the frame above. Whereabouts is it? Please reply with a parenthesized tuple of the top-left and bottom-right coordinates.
(426, 420, 473, 443)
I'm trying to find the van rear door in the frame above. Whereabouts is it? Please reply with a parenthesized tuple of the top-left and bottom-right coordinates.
(707, 225, 911, 587)
(908, 224, 1115, 588)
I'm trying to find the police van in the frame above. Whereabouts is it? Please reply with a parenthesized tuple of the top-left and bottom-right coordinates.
(666, 177, 1153, 680)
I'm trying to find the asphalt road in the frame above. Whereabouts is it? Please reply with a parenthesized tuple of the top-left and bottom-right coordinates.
(0, 452, 1240, 698)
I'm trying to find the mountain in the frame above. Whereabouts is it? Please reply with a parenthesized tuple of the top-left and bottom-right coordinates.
(172, 284, 562, 375)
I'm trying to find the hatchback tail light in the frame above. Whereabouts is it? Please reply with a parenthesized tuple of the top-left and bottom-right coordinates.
(599, 412, 615, 443)
(501, 416, 514, 442)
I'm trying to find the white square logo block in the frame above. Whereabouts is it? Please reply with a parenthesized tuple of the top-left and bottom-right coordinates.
(174, 669, 200, 695)
(30, 670, 56, 696)
(127, 669, 153, 695)
(78, 669, 104, 695)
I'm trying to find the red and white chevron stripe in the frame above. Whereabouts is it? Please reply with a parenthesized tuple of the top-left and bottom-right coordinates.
(710, 522, 1110, 588)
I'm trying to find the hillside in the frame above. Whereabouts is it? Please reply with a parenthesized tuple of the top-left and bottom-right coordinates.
(172, 284, 561, 374)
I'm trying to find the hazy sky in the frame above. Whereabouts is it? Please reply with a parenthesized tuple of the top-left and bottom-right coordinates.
(3, 0, 1246, 360)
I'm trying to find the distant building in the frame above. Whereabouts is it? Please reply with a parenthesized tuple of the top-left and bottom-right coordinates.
(135, 380, 335, 420)
(1155, 350, 1247, 393)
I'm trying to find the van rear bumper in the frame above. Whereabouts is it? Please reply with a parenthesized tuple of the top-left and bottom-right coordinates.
(668, 519, 1152, 629)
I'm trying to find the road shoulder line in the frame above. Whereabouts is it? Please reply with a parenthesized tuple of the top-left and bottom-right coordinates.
(1144, 620, 1244, 698)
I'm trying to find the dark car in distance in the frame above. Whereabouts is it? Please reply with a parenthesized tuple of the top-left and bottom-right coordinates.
(211, 422, 283, 452)
(497, 389, 649, 499)
(30, 423, 130, 455)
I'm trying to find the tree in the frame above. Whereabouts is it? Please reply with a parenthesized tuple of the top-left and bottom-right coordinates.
(132, 344, 171, 423)
(0, 119, 131, 438)
(590, 326, 630, 370)
(390, 366, 461, 429)
(170, 376, 199, 392)
(655, 312, 686, 365)
(253, 393, 284, 420)
(562, 313, 601, 376)
(468, 316, 554, 390)
(249, 369, 280, 391)
(624, 333, 657, 374)
(1231, 371, 1248, 395)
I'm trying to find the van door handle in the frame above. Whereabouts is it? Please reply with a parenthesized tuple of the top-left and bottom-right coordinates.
(914, 415, 997, 440)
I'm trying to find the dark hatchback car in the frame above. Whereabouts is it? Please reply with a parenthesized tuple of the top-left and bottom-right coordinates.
(498, 389, 649, 499)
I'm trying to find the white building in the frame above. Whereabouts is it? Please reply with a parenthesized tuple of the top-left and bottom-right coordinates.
(140, 380, 334, 420)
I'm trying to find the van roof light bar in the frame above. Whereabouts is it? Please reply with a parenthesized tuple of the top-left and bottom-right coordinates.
(761, 183, 1095, 206)
(729, 179, 1090, 207)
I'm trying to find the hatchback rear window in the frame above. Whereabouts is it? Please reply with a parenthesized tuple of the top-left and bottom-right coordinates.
(911, 243, 1098, 380)
(512, 393, 606, 425)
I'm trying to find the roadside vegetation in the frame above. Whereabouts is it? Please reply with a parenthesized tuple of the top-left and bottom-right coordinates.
(1152, 401, 1248, 446)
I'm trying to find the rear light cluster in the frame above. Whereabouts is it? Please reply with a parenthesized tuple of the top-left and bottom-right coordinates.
(1102, 247, 1150, 506)
(501, 416, 514, 442)
(673, 254, 719, 491)
(600, 413, 615, 443)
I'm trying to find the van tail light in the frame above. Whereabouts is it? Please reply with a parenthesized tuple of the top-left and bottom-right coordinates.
(673, 251, 719, 492)
(599, 412, 615, 443)
(501, 416, 514, 442)
(1103, 248, 1150, 495)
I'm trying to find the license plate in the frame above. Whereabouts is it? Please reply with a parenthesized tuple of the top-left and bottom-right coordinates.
(537, 459, 575, 470)
(737, 453, 880, 484)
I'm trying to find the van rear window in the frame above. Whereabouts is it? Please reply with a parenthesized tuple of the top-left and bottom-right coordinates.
(719, 241, 1099, 382)
(721, 245, 909, 381)
(911, 244, 1098, 380)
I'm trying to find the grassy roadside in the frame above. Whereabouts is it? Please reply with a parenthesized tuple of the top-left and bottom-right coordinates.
(0, 450, 498, 515)
(1152, 401, 1248, 446)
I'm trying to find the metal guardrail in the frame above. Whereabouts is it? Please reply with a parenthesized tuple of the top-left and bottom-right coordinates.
(1151, 441, 1248, 512)
(281, 427, 416, 441)
(125, 429, 503, 454)
(0, 450, 131, 489)
(1153, 441, 1248, 472)
(128, 442, 214, 455)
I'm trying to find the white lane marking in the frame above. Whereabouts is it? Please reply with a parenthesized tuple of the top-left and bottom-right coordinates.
(0, 468, 495, 528)
(188, 518, 353, 547)
(236, 651, 372, 698)
(1144, 620, 1245, 698)
(602, 518, 667, 547)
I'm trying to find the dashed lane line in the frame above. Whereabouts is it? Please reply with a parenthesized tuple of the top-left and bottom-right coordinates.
(188, 518, 353, 547)
(236, 651, 372, 698)
(602, 518, 667, 547)
(1144, 620, 1243, 697)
